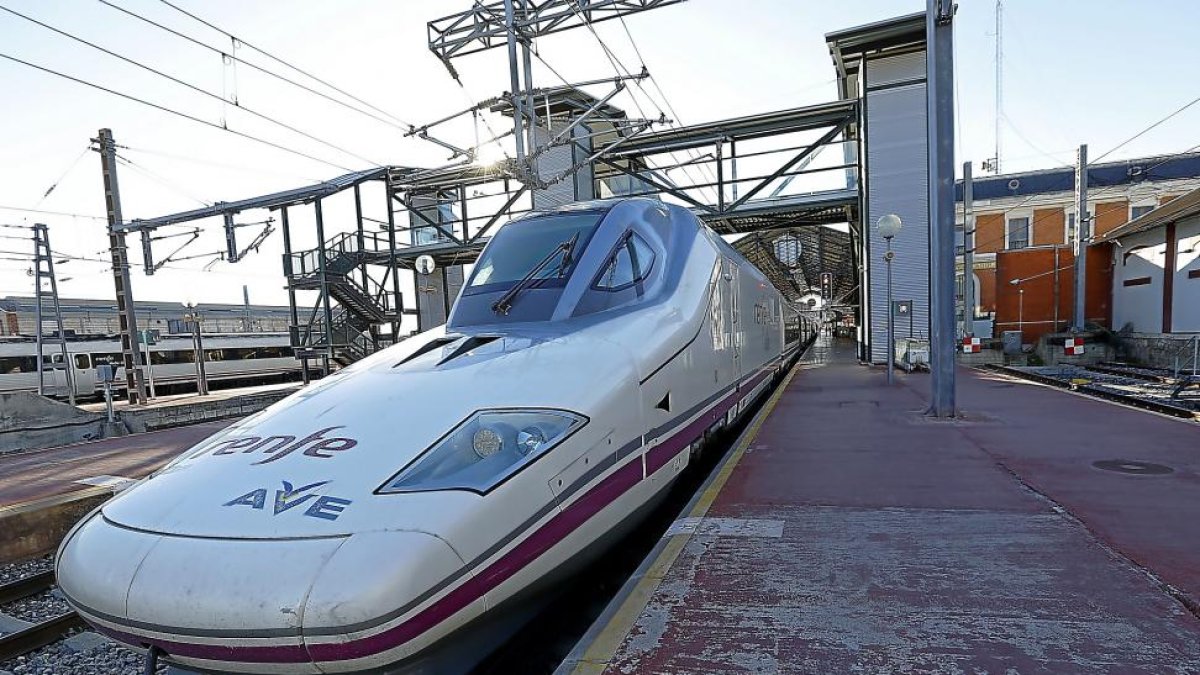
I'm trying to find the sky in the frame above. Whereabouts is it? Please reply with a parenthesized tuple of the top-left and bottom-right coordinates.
(1, 0, 1198, 314)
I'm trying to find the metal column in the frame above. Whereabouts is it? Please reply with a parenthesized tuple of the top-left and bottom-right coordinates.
(1073, 144, 1089, 331)
(314, 199, 334, 375)
(926, 2, 956, 417)
(97, 128, 147, 405)
(503, 0, 527, 164)
(385, 180, 401, 341)
(962, 161, 975, 337)
(280, 206, 309, 384)
(354, 184, 369, 292)
(520, 0, 539, 166)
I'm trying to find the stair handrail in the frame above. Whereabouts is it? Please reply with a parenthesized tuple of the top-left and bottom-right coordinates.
(1171, 334, 1199, 379)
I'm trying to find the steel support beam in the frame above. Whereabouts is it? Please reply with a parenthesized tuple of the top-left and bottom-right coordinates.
(962, 160, 974, 337)
(97, 128, 147, 405)
(926, 1, 956, 417)
(1073, 144, 1089, 331)
(428, 0, 686, 60)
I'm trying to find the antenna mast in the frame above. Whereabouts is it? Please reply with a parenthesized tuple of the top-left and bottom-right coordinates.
(993, 0, 1003, 174)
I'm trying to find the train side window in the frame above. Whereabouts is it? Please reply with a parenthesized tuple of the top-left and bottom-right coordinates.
(74, 354, 90, 369)
(0, 356, 37, 373)
(153, 350, 194, 365)
(595, 232, 655, 292)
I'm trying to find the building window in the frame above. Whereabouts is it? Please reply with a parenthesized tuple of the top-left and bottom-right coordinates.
(1130, 204, 1155, 220)
(1065, 209, 1093, 245)
(1007, 216, 1030, 250)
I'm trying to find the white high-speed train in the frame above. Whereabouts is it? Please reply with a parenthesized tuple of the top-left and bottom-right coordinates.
(57, 198, 812, 674)
(0, 333, 300, 398)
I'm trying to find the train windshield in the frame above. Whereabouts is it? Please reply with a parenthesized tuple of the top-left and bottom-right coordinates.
(465, 212, 602, 293)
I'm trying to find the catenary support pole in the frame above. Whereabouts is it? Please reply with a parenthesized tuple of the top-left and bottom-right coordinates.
(39, 225, 75, 405)
(503, 0, 526, 165)
(926, 1, 957, 417)
(962, 161, 975, 337)
(242, 285, 251, 332)
(520, 0, 539, 175)
(97, 128, 147, 405)
(1073, 144, 1089, 331)
(191, 312, 208, 396)
(33, 228, 45, 397)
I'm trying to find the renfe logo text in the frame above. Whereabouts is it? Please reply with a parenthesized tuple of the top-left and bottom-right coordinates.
(200, 426, 358, 465)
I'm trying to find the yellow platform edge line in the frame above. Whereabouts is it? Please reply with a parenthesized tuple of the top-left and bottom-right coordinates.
(571, 364, 800, 672)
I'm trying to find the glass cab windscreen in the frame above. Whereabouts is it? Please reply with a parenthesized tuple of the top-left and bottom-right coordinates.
(466, 212, 602, 291)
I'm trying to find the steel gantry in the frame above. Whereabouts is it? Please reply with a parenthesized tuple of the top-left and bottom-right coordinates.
(105, 1, 873, 371)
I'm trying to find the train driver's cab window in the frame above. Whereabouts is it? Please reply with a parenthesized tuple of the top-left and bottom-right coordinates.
(595, 233, 655, 291)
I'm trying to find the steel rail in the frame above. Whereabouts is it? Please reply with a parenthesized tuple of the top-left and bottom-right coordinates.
(0, 570, 85, 662)
(979, 365, 1198, 420)
(0, 570, 54, 605)
(0, 611, 86, 662)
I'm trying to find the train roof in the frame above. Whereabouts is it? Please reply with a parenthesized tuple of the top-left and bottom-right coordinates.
(0, 296, 293, 316)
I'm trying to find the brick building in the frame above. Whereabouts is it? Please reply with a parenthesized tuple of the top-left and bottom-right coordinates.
(955, 151, 1200, 341)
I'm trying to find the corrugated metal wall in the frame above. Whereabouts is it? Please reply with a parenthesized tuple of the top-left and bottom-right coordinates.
(532, 123, 594, 210)
(1173, 215, 1200, 331)
(864, 51, 930, 363)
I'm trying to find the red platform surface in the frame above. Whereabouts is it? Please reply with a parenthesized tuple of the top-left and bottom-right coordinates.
(577, 339, 1200, 674)
(0, 420, 232, 508)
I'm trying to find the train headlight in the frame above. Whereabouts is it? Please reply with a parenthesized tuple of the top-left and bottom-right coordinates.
(472, 428, 503, 457)
(516, 427, 546, 455)
(378, 409, 587, 495)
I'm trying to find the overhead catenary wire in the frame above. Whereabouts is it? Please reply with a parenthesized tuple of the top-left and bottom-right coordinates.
(154, 0, 413, 129)
(1092, 92, 1200, 165)
(612, 10, 722, 192)
(0, 205, 108, 221)
(95, 0, 413, 134)
(0, 4, 383, 168)
(115, 154, 213, 207)
(614, 13, 721, 188)
(0, 51, 360, 172)
(28, 145, 93, 212)
(117, 145, 325, 184)
(969, 141, 1200, 254)
(563, 2, 716, 201)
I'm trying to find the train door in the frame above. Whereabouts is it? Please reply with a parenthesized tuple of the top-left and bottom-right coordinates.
(72, 353, 94, 397)
(43, 353, 71, 398)
(725, 259, 741, 380)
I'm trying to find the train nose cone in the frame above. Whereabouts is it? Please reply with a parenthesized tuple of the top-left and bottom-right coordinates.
(300, 530, 469, 667)
(58, 515, 467, 673)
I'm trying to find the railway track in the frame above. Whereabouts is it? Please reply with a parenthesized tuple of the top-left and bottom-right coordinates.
(0, 567, 85, 663)
(980, 364, 1200, 420)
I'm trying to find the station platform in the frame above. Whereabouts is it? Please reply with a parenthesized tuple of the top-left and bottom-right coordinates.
(0, 419, 232, 509)
(564, 337, 1200, 673)
(77, 381, 299, 415)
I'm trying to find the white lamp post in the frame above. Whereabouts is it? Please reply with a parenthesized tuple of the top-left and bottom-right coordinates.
(877, 214, 903, 384)
(1009, 278, 1026, 339)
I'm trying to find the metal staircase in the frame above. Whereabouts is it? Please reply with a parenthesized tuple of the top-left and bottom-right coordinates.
(287, 231, 400, 366)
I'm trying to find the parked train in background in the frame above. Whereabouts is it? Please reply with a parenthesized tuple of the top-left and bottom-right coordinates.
(0, 333, 302, 399)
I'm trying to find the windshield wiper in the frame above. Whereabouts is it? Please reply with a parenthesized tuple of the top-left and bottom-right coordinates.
(492, 233, 579, 315)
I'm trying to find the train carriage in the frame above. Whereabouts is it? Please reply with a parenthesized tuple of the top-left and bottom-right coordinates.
(56, 198, 813, 674)
(0, 333, 300, 399)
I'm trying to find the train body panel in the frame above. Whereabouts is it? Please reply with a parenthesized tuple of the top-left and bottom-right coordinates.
(56, 198, 811, 674)
(0, 333, 299, 398)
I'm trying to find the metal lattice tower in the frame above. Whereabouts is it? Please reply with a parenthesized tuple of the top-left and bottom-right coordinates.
(31, 223, 76, 405)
